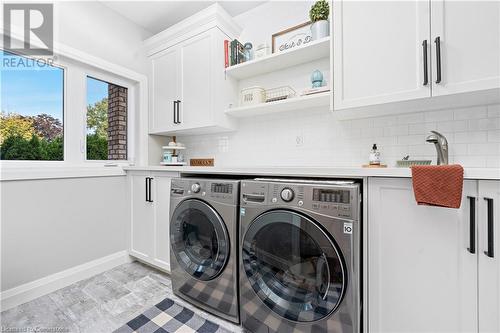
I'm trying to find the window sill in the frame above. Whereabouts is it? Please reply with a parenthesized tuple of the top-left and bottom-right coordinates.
(0, 165, 127, 181)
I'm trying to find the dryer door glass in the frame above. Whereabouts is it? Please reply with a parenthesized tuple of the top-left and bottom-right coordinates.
(242, 210, 346, 322)
(171, 199, 229, 281)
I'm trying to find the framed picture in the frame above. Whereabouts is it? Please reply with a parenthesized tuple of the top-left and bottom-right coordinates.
(271, 21, 313, 53)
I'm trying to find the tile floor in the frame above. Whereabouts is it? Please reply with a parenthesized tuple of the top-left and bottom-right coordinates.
(0, 261, 242, 333)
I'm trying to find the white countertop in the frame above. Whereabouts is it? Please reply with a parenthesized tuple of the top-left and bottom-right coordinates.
(123, 166, 500, 180)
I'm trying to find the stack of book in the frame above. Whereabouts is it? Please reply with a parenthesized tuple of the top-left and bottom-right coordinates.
(224, 39, 246, 68)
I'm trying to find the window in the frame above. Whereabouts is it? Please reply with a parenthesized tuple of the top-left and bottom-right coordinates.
(0, 47, 138, 177)
(86, 76, 128, 160)
(0, 51, 64, 160)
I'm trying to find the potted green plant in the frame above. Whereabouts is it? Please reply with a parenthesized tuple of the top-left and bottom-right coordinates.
(309, 0, 330, 40)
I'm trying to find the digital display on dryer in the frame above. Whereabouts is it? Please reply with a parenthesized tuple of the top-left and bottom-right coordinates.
(313, 189, 350, 204)
(211, 183, 233, 194)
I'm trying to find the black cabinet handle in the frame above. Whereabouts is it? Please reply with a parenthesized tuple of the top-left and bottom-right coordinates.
(174, 101, 180, 124)
(176, 100, 181, 124)
(145, 177, 149, 202)
(484, 198, 494, 258)
(467, 196, 476, 254)
(148, 178, 153, 203)
(434, 36, 442, 84)
(422, 40, 428, 86)
(173, 101, 177, 124)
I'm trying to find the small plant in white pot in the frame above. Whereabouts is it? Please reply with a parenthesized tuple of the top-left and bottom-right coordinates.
(310, 0, 330, 40)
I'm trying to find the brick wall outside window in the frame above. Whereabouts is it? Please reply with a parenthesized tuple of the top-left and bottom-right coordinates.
(107, 84, 127, 160)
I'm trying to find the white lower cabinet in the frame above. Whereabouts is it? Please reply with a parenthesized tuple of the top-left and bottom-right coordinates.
(368, 177, 477, 333)
(478, 181, 500, 333)
(368, 178, 500, 332)
(130, 172, 155, 260)
(152, 175, 172, 270)
(128, 171, 178, 271)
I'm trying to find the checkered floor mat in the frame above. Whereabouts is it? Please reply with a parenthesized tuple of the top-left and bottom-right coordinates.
(114, 298, 231, 333)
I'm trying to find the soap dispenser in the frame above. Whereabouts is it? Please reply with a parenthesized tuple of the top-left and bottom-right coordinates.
(369, 144, 381, 165)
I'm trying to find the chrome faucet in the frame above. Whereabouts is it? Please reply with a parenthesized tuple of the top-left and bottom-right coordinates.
(426, 131, 448, 165)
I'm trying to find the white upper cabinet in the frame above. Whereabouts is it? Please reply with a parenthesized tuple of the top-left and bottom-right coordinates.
(179, 32, 213, 128)
(151, 48, 179, 133)
(333, 0, 500, 114)
(478, 181, 500, 333)
(145, 4, 240, 135)
(431, 0, 500, 96)
(334, 1, 431, 109)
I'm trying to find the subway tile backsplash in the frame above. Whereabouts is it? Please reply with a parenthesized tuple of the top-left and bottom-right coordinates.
(178, 104, 500, 168)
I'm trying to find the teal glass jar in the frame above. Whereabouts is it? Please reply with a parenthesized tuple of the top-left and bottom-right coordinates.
(311, 70, 324, 88)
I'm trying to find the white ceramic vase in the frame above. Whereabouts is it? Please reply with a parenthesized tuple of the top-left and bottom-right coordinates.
(311, 20, 330, 40)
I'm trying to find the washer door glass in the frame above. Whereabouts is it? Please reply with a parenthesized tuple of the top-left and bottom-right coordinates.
(242, 210, 346, 322)
(171, 199, 229, 281)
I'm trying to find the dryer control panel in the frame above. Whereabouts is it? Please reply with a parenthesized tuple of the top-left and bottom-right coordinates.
(241, 179, 360, 220)
(171, 178, 239, 205)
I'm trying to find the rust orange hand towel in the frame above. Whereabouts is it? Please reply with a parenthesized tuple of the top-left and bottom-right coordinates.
(411, 165, 464, 209)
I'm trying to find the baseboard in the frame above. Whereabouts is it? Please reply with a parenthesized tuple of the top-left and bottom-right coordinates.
(0, 250, 133, 311)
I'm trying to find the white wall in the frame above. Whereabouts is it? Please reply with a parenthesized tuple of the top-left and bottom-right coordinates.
(177, 2, 500, 168)
(0, 2, 150, 293)
(179, 104, 500, 168)
(1, 176, 127, 291)
(54, 1, 151, 74)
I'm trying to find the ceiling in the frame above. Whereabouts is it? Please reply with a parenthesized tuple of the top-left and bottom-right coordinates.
(101, 1, 266, 35)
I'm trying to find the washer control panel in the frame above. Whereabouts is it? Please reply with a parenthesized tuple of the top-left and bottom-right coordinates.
(241, 179, 359, 220)
(171, 178, 239, 205)
(191, 183, 201, 193)
(280, 188, 294, 202)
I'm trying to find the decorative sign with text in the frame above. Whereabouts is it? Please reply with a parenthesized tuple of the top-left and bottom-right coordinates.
(190, 158, 214, 167)
(272, 21, 313, 53)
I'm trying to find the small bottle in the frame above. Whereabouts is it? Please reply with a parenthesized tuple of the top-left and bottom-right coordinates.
(244, 42, 254, 61)
(369, 144, 381, 165)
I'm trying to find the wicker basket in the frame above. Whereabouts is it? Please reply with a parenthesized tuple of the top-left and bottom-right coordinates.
(265, 86, 296, 103)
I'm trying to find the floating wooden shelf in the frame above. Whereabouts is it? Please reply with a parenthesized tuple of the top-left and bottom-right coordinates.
(225, 92, 330, 118)
(225, 37, 330, 80)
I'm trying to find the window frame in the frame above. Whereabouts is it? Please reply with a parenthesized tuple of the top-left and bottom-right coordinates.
(84, 71, 135, 164)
